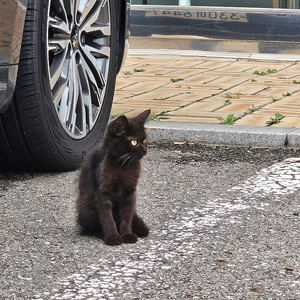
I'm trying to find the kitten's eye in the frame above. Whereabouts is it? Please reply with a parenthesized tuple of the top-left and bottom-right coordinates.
(143, 139, 147, 144)
(131, 140, 137, 146)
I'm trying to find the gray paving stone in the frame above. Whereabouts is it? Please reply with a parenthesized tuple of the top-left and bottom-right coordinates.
(287, 128, 300, 149)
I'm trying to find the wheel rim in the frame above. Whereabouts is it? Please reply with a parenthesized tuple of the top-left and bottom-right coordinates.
(47, 0, 111, 139)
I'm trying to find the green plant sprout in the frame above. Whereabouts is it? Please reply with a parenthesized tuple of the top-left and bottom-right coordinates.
(170, 78, 184, 83)
(246, 104, 259, 114)
(147, 111, 168, 121)
(292, 80, 300, 84)
(110, 114, 121, 119)
(134, 68, 145, 72)
(282, 92, 291, 97)
(217, 114, 239, 125)
(253, 68, 277, 76)
(148, 115, 159, 121)
(224, 100, 232, 106)
(225, 92, 241, 99)
(266, 113, 284, 125)
(271, 96, 281, 102)
(253, 71, 266, 76)
(124, 71, 132, 75)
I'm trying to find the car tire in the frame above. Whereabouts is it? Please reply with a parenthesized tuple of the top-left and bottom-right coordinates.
(0, 0, 118, 171)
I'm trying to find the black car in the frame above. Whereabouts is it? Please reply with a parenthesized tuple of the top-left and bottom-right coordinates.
(0, 0, 129, 171)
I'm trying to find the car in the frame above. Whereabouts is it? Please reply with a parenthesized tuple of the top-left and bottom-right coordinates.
(130, 5, 300, 53)
(0, 0, 130, 172)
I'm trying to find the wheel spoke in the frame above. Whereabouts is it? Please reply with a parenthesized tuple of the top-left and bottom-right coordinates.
(78, 53, 102, 125)
(48, 37, 70, 52)
(74, 68, 87, 136)
(80, 44, 107, 87)
(75, 0, 102, 25)
(49, 16, 70, 35)
(81, 0, 110, 35)
(65, 56, 76, 132)
(67, 56, 87, 137)
(53, 77, 68, 107)
(49, 45, 70, 89)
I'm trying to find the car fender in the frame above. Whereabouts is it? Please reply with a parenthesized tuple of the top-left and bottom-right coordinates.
(0, 0, 28, 113)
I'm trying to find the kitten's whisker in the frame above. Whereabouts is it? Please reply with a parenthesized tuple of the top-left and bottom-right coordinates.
(115, 154, 129, 164)
(121, 154, 133, 167)
(128, 154, 136, 165)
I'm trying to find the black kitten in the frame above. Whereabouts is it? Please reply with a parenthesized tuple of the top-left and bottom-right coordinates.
(76, 109, 150, 246)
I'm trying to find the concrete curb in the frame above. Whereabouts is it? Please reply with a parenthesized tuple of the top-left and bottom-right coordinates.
(146, 121, 300, 149)
(128, 49, 300, 62)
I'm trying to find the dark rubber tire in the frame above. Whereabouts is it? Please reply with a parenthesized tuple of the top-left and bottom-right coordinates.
(0, 0, 118, 172)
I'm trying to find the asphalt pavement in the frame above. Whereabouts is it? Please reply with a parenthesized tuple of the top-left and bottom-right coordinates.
(1, 144, 300, 299)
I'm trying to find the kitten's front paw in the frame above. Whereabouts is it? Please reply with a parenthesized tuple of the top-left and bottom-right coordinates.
(122, 233, 138, 244)
(104, 235, 123, 246)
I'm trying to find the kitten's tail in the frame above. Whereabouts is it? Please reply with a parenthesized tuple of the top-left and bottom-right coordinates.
(132, 214, 149, 237)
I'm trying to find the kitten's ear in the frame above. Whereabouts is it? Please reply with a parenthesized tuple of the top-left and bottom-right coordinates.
(132, 109, 151, 124)
(113, 115, 128, 136)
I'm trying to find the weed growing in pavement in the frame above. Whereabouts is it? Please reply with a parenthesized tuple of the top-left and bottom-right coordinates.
(246, 104, 260, 114)
(282, 92, 291, 97)
(271, 96, 281, 102)
(110, 114, 121, 119)
(225, 92, 242, 99)
(154, 97, 169, 100)
(148, 115, 159, 121)
(224, 100, 232, 106)
(225, 92, 233, 98)
(217, 114, 239, 125)
(266, 113, 284, 125)
(292, 80, 300, 84)
(253, 71, 266, 76)
(170, 78, 184, 83)
(148, 111, 169, 121)
(124, 69, 145, 75)
(253, 68, 277, 76)
(251, 79, 257, 82)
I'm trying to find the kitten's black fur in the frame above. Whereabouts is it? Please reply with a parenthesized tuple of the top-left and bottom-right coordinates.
(76, 109, 150, 246)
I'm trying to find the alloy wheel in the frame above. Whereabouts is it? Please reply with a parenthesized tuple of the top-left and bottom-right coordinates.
(47, 0, 111, 139)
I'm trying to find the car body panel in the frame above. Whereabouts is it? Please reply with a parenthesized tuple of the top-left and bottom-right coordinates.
(130, 5, 300, 54)
(0, 0, 28, 112)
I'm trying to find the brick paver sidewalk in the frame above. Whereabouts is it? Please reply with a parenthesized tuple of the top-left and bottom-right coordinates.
(113, 54, 300, 128)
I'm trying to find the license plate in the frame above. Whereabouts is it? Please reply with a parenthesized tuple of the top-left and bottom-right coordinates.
(146, 10, 248, 23)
